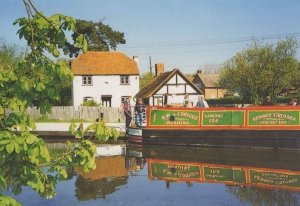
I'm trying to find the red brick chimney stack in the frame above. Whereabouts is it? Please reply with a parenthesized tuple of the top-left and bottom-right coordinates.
(155, 63, 164, 77)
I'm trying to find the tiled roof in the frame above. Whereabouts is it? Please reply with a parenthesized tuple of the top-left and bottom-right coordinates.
(71, 51, 139, 75)
(135, 69, 202, 98)
(196, 73, 220, 87)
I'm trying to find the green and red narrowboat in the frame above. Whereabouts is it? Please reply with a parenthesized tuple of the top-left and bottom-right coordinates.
(127, 105, 300, 149)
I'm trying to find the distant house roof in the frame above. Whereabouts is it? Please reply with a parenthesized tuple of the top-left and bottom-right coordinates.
(194, 73, 220, 88)
(71, 51, 139, 75)
(135, 69, 202, 98)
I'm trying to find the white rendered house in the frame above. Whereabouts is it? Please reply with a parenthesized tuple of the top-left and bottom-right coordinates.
(71, 51, 139, 107)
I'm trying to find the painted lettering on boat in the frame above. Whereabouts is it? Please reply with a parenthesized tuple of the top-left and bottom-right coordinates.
(203, 166, 246, 183)
(202, 111, 245, 126)
(250, 170, 300, 187)
(150, 109, 200, 126)
(148, 159, 300, 190)
(150, 161, 201, 180)
(249, 111, 299, 126)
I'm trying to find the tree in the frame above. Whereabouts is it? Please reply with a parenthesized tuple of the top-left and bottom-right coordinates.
(64, 19, 126, 57)
(0, 1, 119, 205)
(219, 38, 299, 105)
(140, 72, 153, 89)
(227, 186, 299, 206)
(51, 58, 73, 106)
(0, 41, 25, 68)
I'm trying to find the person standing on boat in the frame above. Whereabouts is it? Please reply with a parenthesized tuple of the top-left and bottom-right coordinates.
(122, 96, 132, 128)
(196, 95, 209, 108)
(134, 98, 145, 127)
(183, 94, 192, 107)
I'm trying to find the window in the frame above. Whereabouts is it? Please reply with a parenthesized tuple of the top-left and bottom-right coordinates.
(82, 76, 92, 86)
(101, 95, 112, 107)
(121, 96, 129, 103)
(83, 97, 93, 102)
(120, 75, 130, 85)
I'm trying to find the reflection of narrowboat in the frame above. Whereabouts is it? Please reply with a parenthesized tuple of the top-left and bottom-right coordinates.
(128, 145, 300, 191)
(127, 106, 300, 149)
(148, 158, 300, 191)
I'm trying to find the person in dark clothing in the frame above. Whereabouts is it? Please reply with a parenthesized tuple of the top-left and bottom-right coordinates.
(122, 96, 132, 128)
(288, 98, 298, 106)
(134, 98, 145, 127)
(262, 96, 274, 106)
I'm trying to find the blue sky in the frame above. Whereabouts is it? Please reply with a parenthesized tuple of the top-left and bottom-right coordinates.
(1, 0, 300, 73)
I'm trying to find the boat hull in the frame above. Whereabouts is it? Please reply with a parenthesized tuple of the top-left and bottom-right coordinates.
(127, 127, 300, 150)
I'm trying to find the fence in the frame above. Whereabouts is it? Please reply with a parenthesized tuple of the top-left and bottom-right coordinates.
(25, 106, 126, 123)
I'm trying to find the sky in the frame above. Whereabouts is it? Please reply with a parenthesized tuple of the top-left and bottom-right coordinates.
(1, 0, 300, 74)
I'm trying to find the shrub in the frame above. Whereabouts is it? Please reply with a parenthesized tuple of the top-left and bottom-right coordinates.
(81, 100, 100, 106)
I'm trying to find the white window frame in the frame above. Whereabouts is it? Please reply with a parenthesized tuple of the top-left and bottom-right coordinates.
(82, 76, 93, 86)
(120, 75, 130, 85)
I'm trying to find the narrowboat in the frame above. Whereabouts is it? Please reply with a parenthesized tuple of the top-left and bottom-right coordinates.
(127, 105, 300, 150)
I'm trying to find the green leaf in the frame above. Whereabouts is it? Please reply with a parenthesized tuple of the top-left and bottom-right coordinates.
(14, 141, 20, 154)
(36, 82, 45, 91)
(0, 106, 4, 115)
(52, 47, 60, 58)
(26, 134, 38, 144)
(0, 137, 12, 145)
(40, 146, 50, 160)
(75, 34, 84, 48)
(6, 141, 15, 153)
(69, 123, 76, 135)
(83, 38, 88, 52)
(0, 176, 7, 189)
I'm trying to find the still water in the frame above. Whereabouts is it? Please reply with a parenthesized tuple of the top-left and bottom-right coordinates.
(10, 143, 300, 206)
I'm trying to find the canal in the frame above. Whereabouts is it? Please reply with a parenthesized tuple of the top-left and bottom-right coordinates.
(7, 142, 300, 206)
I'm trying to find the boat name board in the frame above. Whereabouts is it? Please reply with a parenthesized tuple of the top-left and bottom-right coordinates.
(248, 111, 299, 126)
(250, 169, 300, 187)
(202, 111, 245, 126)
(203, 166, 246, 183)
(150, 162, 201, 180)
(149, 109, 200, 126)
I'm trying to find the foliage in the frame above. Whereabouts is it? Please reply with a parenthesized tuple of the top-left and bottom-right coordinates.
(227, 186, 299, 206)
(0, 41, 25, 68)
(81, 100, 100, 107)
(0, 0, 119, 205)
(64, 19, 126, 57)
(206, 96, 246, 106)
(219, 38, 299, 105)
(140, 72, 153, 89)
(51, 58, 73, 106)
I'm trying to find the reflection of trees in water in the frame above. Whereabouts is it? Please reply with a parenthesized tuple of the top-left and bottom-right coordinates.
(227, 185, 300, 206)
(75, 175, 128, 201)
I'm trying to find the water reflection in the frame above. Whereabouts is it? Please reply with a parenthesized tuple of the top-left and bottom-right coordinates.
(74, 156, 128, 200)
(128, 144, 300, 205)
(9, 141, 300, 206)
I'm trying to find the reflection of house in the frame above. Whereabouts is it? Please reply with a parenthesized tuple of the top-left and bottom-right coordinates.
(71, 51, 139, 107)
(192, 71, 225, 99)
(75, 157, 128, 201)
(135, 64, 202, 106)
(75, 156, 127, 180)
